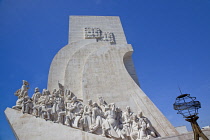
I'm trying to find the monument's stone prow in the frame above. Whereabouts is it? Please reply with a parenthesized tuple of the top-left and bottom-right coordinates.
(5, 108, 210, 140)
(5, 108, 112, 140)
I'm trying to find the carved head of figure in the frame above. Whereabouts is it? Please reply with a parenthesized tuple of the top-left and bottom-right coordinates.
(42, 89, 47, 96)
(116, 107, 121, 112)
(88, 99, 92, 106)
(109, 103, 115, 110)
(55, 90, 60, 97)
(92, 102, 98, 108)
(72, 96, 77, 102)
(45, 90, 50, 95)
(126, 106, 131, 113)
(24, 95, 30, 101)
(23, 80, 29, 85)
(138, 111, 143, 118)
(67, 95, 71, 100)
(52, 88, 56, 93)
(98, 96, 104, 106)
(35, 87, 39, 93)
(132, 114, 138, 122)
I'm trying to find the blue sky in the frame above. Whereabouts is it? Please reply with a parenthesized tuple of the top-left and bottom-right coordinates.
(0, 0, 210, 139)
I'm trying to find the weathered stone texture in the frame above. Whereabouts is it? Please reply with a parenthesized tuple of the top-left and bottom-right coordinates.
(154, 129, 210, 140)
(69, 16, 127, 44)
(5, 108, 210, 140)
(47, 16, 179, 137)
(5, 108, 111, 140)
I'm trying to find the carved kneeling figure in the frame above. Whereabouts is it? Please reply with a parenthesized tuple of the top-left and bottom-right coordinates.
(22, 97, 33, 114)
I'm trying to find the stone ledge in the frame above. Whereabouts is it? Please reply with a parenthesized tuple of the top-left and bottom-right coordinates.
(4, 107, 112, 140)
(5, 107, 210, 140)
(153, 128, 210, 140)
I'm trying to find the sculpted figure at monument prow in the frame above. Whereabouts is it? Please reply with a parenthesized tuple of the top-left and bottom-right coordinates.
(12, 80, 30, 111)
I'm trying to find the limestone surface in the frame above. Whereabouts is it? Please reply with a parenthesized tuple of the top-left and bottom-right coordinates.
(48, 16, 179, 137)
(5, 108, 210, 140)
(5, 108, 111, 140)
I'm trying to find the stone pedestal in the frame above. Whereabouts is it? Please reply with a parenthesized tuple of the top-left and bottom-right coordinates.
(5, 108, 210, 140)
(5, 108, 111, 140)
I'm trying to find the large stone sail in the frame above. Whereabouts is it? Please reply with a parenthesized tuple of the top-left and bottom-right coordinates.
(47, 16, 179, 137)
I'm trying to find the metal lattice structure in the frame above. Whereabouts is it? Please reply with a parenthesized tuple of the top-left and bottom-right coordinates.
(173, 94, 201, 118)
(173, 93, 209, 140)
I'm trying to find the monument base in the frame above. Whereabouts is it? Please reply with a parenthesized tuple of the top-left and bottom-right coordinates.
(5, 108, 210, 140)
(154, 130, 210, 140)
(4, 108, 112, 140)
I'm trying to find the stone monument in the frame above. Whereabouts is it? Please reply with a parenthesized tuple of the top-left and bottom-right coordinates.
(5, 16, 185, 140)
(48, 16, 178, 136)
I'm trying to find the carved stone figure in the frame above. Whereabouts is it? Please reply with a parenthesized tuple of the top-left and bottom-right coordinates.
(122, 106, 133, 138)
(138, 119, 148, 140)
(20, 80, 29, 97)
(11, 80, 159, 140)
(52, 90, 64, 123)
(38, 89, 48, 120)
(12, 81, 30, 110)
(137, 112, 157, 139)
(115, 107, 123, 128)
(98, 96, 108, 112)
(82, 99, 93, 131)
(65, 95, 74, 126)
(39, 89, 53, 120)
(32, 103, 41, 117)
(102, 103, 119, 138)
(12, 93, 25, 110)
(88, 102, 103, 133)
(32, 88, 41, 104)
(22, 96, 33, 114)
(52, 88, 56, 97)
(115, 107, 125, 139)
(32, 89, 42, 117)
(73, 100, 84, 129)
(130, 114, 140, 140)
(65, 96, 83, 127)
